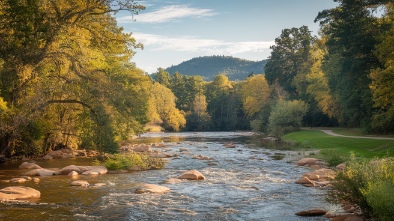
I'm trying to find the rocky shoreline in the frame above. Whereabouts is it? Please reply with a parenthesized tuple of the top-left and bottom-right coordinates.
(0, 141, 364, 220)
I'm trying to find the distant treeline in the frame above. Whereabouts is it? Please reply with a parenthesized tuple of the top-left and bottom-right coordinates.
(0, 0, 393, 158)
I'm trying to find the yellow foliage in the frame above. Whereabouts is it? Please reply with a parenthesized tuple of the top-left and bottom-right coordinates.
(240, 74, 270, 117)
(305, 39, 338, 118)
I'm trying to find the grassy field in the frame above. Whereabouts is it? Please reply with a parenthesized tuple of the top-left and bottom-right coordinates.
(282, 130, 394, 159)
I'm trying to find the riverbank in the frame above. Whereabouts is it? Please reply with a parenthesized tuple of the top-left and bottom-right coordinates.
(0, 131, 337, 220)
(282, 130, 394, 159)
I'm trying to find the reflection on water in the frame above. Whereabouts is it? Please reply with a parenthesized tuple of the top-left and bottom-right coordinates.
(0, 132, 336, 220)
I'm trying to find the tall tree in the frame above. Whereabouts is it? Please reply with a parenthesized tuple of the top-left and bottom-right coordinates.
(369, 2, 394, 133)
(264, 26, 315, 97)
(315, 0, 383, 128)
(0, 0, 148, 156)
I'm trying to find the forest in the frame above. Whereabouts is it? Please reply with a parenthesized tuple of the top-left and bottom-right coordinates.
(0, 0, 393, 157)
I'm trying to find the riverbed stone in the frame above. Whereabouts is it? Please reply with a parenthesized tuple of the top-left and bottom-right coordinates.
(303, 168, 336, 180)
(297, 158, 319, 166)
(68, 171, 79, 176)
(295, 177, 315, 186)
(133, 144, 151, 152)
(10, 178, 29, 183)
(134, 183, 170, 194)
(296, 209, 327, 216)
(71, 180, 89, 187)
(55, 165, 81, 175)
(24, 168, 55, 176)
(78, 166, 108, 175)
(42, 155, 53, 160)
(19, 162, 42, 170)
(0, 186, 41, 200)
(178, 170, 206, 180)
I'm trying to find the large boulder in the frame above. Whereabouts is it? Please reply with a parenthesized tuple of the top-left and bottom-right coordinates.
(78, 166, 108, 175)
(0, 186, 41, 200)
(55, 165, 81, 175)
(297, 158, 319, 166)
(178, 170, 206, 180)
(24, 168, 55, 176)
(303, 168, 336, 180)
(134, 183, 170, 194)
(19, 162, 42, 170)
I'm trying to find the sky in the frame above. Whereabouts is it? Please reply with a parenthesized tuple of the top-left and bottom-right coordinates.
(115, 0, 339, 74)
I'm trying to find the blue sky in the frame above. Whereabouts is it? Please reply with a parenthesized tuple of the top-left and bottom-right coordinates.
(116, 0, 338, 74)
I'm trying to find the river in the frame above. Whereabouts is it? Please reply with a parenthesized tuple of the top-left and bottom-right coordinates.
(0, 132, 337, 220)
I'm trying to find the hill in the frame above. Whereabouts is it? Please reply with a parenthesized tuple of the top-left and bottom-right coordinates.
(164, 55, 268, 81)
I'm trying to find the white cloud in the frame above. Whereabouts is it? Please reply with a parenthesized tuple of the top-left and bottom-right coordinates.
(132, 32, 274, 55)
(118, 5, 217, 23)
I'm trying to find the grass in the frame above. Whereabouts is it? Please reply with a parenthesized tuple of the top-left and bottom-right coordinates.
(282, 130, 394, 159)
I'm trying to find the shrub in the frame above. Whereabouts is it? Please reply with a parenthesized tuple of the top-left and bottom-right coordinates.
(328, 156, 394, 220)
(267, 100, 309, 137)
(320, 149, 348, 167)
(95, 153, 165, 170)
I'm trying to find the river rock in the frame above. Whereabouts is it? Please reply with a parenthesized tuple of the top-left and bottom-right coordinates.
(68, 171, 79, 176)
(46, 150, 64, 159)
(71, 180, 89, 187)
(134, 183, 170, 194)
(0, 186, 41, 200)
(303, 168, 336, 180)
(295, 177, 315, 187)
(10, 178, 29, 183)
(297, 158, 319, 166)
(19, 162, 42, 170)
(24, 168, 55, 176)
(133, 144, 151, 152)
(296, 209, 327, 216)
(79, 166, 108, 175)
(42, 155, 53, 160)
(55, 165, 81, 175)
(178, 170, 206, 180)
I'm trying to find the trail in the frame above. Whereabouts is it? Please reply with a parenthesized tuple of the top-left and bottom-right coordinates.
(320, 130, 394, 140)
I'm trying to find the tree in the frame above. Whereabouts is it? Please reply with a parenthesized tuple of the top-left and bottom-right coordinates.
(315, 0, 383, 128)
(240, 74, 271, 118)
(267, 100, 309, 137)
(305, 38, 339, 119)
(264, 26, 315, 97)
(148, 82, 186, 131)
(0, 0, 148, 155)
(154, 68, 170, 87)
(369, 2, 394, 133)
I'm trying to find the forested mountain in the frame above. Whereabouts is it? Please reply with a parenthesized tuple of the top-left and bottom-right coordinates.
(165, 56, 268, 81)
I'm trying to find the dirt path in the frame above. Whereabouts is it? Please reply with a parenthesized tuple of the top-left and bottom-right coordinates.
(320, 130, 394, 140)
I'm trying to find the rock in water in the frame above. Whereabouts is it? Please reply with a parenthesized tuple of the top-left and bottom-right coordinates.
(71, 180, 90, 187)
(0, 186, 41, 200)
(19, 162, 42, 170)
(178, 170, 206, 180)
(24, 169, 55, 176)
(295, 209, 327, 216)
(134, 183, 170, 194)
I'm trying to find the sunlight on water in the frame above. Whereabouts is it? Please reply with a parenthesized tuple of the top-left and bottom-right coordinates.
(0, 132, 338, 220)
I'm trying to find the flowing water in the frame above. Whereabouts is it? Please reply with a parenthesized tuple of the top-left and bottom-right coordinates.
(0, 132, 338, 220)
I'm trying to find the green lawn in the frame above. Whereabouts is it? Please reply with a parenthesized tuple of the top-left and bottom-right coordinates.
(282, 130, 394, 158)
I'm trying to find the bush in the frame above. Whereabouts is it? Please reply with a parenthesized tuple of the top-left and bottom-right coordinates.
(267, 100, 309, 137)
(328, 156, 394, 220)
(95, 153, 165, 170)
(320, 149, 348, 167)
